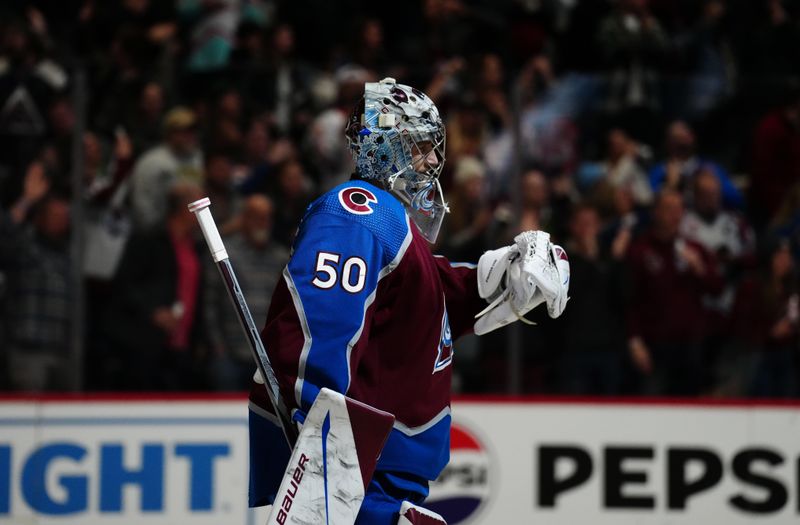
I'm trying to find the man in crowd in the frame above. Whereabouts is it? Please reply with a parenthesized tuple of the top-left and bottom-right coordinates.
(627, 189, 723, 395)
(204, 195, 288, 390)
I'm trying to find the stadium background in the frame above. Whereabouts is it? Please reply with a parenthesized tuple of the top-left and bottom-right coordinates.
(0, 0, 799, 523)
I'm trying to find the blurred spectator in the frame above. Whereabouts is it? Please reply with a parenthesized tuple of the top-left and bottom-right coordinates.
(238, 117, 296, 195)
(271, 159, 314, 247)
(131, 106, 203, 230)
(347, 17, 388, 72)
(203, 195, 288, 390)
(556, 204, 628, 395)
(0, 162, 54, 389)
(412, 0, 507, 65)
(745, 0, 800, 96)
(438, 156, 492, 262)
(649, 120, 744, 209)
(595, 182, 647, 253)
(516, 56, 581, 183)
(595, 0, 668, 139)
(89, 25, 161, 134)
(126, 81, 166, 155)
(627, 190, 723, 395)
(206, 87, 245, 157)
(102, 182, 204, 390)
(597, 127, 653, 207)
(78, 0, 177, 53)
(46, 96, 77, 188)
(445, 97, 488, 170)
(0, 17, 67, 202)
(750, 90, 800, 229)
(476, 54, 512, 133)
(229, 20, 267, 72)
(679, 0, 737, 120)
(203, 151, 241, 235)
(771, 181, 800, 261)
(494, 169, 569, 245)
(731, 239, 798, 398)
(2, 184, 72, 392)
(82, 129, 136, 280)
(493, 169, 551, 246)
(304, 67, 370, 191)
(680, 169, 756, 391)
(180, 0, 241, 72)
(681, 170, 755, 310)
(259, 23, 314, 139)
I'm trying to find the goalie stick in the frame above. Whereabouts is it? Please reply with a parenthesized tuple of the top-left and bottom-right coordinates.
(189, 197, 298, 447)
(190, 198, 415, 524)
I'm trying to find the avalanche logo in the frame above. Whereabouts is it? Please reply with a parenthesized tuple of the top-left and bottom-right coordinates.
(432, 309, 453, 373)
(339, 187, 378, 215)
(426, 422, 493, 524)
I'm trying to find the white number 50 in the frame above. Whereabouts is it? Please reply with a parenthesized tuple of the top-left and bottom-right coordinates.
(311, 251, 367, 293)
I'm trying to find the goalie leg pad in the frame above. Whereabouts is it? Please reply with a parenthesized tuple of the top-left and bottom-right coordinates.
(266, 388, 394, 524)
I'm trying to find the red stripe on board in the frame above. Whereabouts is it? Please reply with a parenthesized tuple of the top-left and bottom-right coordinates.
(450, 395, 800, 408)
(0, 393, 798, 409)
(0, 392, 250, 402)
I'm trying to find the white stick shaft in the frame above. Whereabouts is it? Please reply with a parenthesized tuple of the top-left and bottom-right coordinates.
(188, 197, 298, 447)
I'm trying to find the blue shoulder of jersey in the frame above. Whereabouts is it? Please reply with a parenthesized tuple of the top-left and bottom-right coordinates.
(302, 180, 410, 264)
(285, 180, 411, 412)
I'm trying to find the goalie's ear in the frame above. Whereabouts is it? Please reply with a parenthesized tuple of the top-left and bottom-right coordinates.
(476, 245, 516, 301)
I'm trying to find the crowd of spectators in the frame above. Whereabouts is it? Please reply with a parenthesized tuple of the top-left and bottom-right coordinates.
(0, 0, 799, 398)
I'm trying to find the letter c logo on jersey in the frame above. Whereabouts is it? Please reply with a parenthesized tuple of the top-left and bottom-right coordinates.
(338, 187, 378, 215)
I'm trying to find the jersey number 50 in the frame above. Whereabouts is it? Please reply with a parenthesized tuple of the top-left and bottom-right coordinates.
(311, 251, 368, 294)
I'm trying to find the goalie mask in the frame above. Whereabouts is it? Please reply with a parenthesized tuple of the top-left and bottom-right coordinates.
(346, 78, 448, 243)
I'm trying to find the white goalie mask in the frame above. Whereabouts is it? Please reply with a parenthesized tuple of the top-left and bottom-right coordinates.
(345, 78, 448, 243)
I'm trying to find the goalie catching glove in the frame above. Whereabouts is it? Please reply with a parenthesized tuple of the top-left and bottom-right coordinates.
(474, 230, 570, 335)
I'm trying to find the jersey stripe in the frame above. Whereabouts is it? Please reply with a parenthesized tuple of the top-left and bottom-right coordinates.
(434, 254, 477, 269)
(284, 266, 314, 407)
(392, 406, 451, 436)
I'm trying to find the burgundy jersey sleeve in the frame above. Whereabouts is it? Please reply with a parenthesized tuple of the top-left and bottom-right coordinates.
(432, 255, 484, 339)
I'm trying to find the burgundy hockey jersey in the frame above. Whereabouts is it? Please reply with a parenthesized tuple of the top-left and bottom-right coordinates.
(249, 179, 484, 505)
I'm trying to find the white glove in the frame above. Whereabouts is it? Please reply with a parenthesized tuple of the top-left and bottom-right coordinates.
(474, 231, 570, 335)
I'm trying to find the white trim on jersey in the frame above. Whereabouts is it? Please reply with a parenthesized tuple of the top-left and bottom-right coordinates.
(284, 266, 314, 408)
(393, 406, 451, 437)
(433, 254, 477, 269)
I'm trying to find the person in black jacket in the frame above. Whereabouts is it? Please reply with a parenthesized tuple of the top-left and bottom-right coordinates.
(101, 182, 204, 390)
(555, 203, 630, 395)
